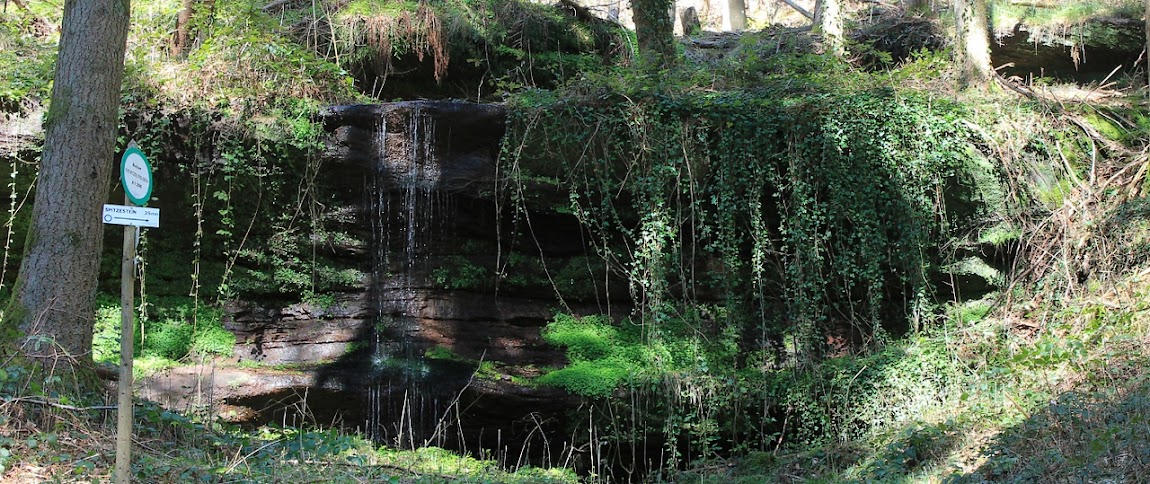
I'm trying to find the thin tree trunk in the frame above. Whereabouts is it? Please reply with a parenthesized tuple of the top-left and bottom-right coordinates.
(815, 0, 844, 58)
(5, 0, 131, 369)
(172, 0, 214, 57)
(724, 0, 746, 32)
(955, 0, 993, 86)
(172, 0, 195, 55)
(1144, 0, 1148, 97)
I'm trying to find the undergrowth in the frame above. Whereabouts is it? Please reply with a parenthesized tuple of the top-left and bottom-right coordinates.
(92, 295, 234, 378)
(670, 273, 1150, 482)
(0, 380, 578, 482)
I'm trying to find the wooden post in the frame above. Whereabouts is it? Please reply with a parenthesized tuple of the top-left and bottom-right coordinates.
(114, 211, 136, 483)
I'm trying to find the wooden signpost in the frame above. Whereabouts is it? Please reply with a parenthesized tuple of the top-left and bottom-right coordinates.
(107, 141, 157, 484)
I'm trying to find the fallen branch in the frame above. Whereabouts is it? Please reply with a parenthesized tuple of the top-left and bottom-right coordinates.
(3, 396, 117, 411)
(1007, 0, 1059, 7)
(779, 0, 815, 21)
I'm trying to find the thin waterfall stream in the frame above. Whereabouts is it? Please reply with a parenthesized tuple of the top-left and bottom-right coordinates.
(297, 100, 579, 468)
(366, 103, 461, 449)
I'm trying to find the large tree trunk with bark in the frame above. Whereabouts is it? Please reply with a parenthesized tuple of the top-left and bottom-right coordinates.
(955, 0, 993, 86)
(4, 0, 131, 369)
(631, 0, 676, 67)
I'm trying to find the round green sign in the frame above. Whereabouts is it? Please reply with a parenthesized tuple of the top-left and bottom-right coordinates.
(120, 143, 153, 206)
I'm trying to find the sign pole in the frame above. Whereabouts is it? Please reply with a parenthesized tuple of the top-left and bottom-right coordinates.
(114, 195, 136, 484)
(112, 140, 153, 484)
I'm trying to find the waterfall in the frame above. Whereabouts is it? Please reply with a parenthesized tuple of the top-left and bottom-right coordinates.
(311, 100, 574, 469)
(365, 103, 456, 449)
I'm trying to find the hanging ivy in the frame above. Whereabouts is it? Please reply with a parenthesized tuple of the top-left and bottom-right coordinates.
(503, 87, 1004, 356)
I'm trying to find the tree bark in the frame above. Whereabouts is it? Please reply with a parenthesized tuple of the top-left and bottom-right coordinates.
(172, 0, 195, 56)
(1144, 0, 1148, 97)
(631, 0, 677, 67)
(172, 0, 213, 57)
(815, 0, 845, 58)
(955, 0, 993, 86)
(4, 0, 131, 368)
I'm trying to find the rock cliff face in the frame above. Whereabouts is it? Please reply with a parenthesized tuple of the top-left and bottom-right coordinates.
(151, 101, 610, 459)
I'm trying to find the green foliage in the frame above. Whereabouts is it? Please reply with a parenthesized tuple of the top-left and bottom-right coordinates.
(538, 359, 631, 399)
(538, 313, 741, 397)
(92, 298, 122, 364)
(505, 84, 1006, 355)
(424, 345, 465, 361)
(541, 314, 619, 362)
(537, 315, 633, 398)
(431, 255, 490, 290)
(0, 6, 57, 110)
(325, 0, 630, 98)
(973, 383, 1150, 482)
(93, 295, 234, 367)
(845, 420, 958, 480)
(144, 320, 195, 360)
(119, 97, 364, 307)
(0, 43, 53, 111)
(375, 445, 579, 483)
(190, 320, 236, 356)
(538, 310, 967, 475)
(126, 0, 360, 106)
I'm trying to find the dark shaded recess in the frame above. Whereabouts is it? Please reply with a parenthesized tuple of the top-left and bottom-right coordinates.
(993, 20, 1147, 84)
(853, 13, 1145, 84)
(228, 358, 577, 467)
(852, 15, 947, 67)
(934, 168, 1016, 304)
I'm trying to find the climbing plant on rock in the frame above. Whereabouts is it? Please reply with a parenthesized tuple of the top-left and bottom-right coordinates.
(503, 87, 1004, 357)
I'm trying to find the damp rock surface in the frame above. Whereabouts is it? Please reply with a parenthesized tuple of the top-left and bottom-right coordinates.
(142, 100, 602, 462)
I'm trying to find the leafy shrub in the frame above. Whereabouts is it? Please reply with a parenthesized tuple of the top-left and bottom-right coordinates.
(142, 321, 194, 360)
(93, 296, 234, 363)
(537, 358, 631, 399)
(190, 323, 236, 356)
(92, 297, 123, 364)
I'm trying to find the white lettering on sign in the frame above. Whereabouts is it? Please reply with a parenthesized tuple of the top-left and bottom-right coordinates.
(102, 204, 159, 228)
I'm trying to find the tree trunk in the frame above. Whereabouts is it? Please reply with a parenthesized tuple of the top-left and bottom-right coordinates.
(631, 0, 676, 67)
(4, 0, 131, 368)
(955, 0, 993, 86)
(171, 0, 214, 57)
(172, 0, 195, 56)
(815, 0, 845, 58)
(724, 0, 746, 32)
(1145, 0, 1148, 96)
